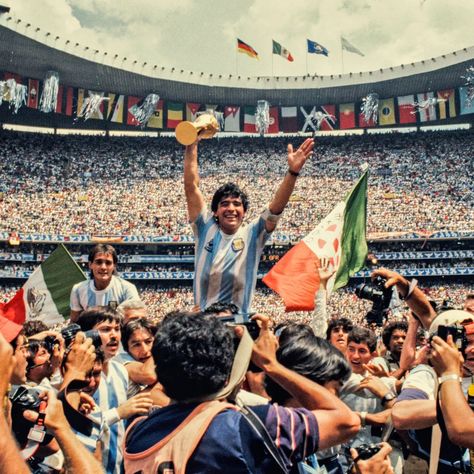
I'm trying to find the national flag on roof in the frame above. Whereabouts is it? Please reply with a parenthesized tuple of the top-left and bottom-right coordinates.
(341, 36, 365, 57)
(272, 40, 294, 62)
(397, 95, 416, 124)
(437, 89, 456, 119)
(280, 106, 298, 132)
(307, 39, 329, 56)
(224, 105, 241, 132)
(0, 245, 87, 327)
(244, 106, 256, 133)
(339, 103, 356, 129)
(263, 169, 368, 311)
(237, 38, 259, 59)
(27, 79, 39, 109)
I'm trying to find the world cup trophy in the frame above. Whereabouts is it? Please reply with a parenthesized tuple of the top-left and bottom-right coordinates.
(175, 113, 219, 146)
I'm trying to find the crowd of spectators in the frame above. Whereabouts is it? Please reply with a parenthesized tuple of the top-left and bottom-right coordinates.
(0, 129, 472, 239)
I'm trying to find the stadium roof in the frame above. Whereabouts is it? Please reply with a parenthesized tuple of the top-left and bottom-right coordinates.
(1, 22, 473, 106)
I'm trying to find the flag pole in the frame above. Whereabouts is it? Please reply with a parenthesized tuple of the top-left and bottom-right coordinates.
(236, 39, 239, 75)
(271, 40, 274, 77)
(306, 49, 308, 75)
(340, 36, 345, 74)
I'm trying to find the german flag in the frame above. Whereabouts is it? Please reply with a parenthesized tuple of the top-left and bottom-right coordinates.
(237, 38, 259, 59)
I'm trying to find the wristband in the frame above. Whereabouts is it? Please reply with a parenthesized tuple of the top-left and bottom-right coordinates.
(359, 411, 367, 427)
(438, 373, 462, 386)
(400, 278, 418, 301)
(287, 169, 299, 177)
(262, 208, 282, 224)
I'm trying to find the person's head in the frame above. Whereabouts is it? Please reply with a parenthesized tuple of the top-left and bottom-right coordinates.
(117, 299, 147, 324)
(347, 327, 377, 374)
(464, 294, 474, 315)
(152, 311, 234, 401)
(10, 332, 29, 385)
(22, 320, 49, 338)
(266, 327, 351, 405)
(77, 307, 122, 360)
(26, 340, 54, 383)
(1, 316, 27, 384)
(81, 349, 105, 396)
(88, 244, 117, 288)
(326, 317, 354, 353)
(429, 309, 474, 376)
(210, 182, 249, 234)
(122, 318, 157, 363)
(382, 321, 408, 359)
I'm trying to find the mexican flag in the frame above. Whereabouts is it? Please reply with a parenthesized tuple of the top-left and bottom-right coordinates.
(272, 40, 294, 62)
(263, 169, 368, 311)
(0, 244, 86, 326)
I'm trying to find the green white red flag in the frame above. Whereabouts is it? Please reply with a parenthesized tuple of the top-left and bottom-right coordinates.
(0, 244, 86, 326)
(263, 169, 368, 311)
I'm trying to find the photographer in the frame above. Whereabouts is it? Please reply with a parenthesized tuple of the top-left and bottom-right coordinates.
(392, 309, 473, 473)
(430, 325, 474, 449)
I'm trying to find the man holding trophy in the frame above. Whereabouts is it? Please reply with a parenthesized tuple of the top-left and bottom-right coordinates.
(178, 113, 314, 321)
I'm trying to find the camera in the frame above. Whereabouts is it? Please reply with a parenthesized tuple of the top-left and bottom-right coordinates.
(433, 325, 468, 355)
(355, 276, 392, 326)
(61, 323, 102, 349)
(42, 335, 60, 353)
(355, 442, 382, 460)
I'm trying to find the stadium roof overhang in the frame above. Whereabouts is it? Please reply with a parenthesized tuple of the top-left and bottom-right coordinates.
(0, 23, 473, 107)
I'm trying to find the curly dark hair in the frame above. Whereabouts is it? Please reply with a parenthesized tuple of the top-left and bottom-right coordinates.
(211, 182, 249, 213)
(266, 326, 351, 405)
(152, 311, 234, 401)
(382, 320, 408, 349)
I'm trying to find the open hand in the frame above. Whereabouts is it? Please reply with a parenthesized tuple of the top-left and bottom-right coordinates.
(287, 138, 314, 174)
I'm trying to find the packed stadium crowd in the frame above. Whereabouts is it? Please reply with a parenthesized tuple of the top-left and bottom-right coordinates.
(0, 129, 472, 239)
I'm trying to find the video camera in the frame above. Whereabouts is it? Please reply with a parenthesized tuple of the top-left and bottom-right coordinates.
(355, 276, 392, 327)
(433, 324, 469, 356)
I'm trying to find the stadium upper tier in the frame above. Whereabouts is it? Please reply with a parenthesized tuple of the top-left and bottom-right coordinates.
(0, 22, 473, 105)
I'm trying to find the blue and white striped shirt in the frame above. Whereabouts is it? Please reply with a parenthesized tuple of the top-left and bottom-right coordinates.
(70, 275, 139, 312)
(192, 209, 271, 320)
(93, 360, 129, 474)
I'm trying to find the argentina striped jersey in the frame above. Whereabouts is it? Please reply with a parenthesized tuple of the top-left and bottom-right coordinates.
(70, 275, 139, 312)
(192, 209, 271, 320)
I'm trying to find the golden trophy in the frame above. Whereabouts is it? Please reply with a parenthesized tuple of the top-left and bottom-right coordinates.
(175, 113, 219, 146)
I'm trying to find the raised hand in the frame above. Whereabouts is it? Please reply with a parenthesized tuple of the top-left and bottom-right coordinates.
(287, 138, 314, 174)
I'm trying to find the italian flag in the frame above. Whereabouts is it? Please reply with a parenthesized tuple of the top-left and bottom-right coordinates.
(0, 244, 86, 327)
(263, 169, 368, 311)
(272, 40, 294, 62)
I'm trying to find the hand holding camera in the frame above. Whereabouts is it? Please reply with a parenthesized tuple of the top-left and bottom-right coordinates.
(350, 442, 393, 474)
(430, 334, 464, 377)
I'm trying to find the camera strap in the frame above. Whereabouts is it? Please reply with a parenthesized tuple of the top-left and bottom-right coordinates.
(22, 400, 47, 460)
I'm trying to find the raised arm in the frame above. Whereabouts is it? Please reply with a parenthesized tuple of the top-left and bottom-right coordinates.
(184, 141, 206, 223)
(266, 138, 314, 233)
(371, 268, 437, 329)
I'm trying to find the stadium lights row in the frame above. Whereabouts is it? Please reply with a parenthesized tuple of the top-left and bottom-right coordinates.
(1, 14, 472, 84)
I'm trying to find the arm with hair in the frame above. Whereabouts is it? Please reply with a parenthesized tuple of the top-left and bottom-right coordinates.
(265, 138, 314, 232)
(309, 257, 334, 338)
(184, 141, 206, 223)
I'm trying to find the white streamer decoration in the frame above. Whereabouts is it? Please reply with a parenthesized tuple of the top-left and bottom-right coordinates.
(411, 96, 446, 114)
(360, 93, 379, 124)
(0, 81, 5, 106)
(129, 93, 160, 127)
(462, 65, 474, 107)
(77, 91, 109, 121)
(255, 100, 270, 135)
(6, 78, 27, 114)
(40, 71, 59, 113)
(311, 110, 336, 130)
